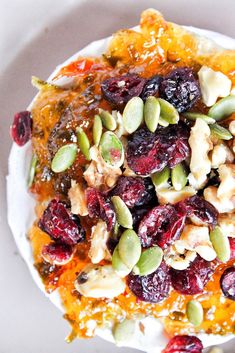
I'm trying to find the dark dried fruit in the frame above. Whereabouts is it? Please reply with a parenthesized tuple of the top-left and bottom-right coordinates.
(54, 173, 71, 196)
(229, 238, 235, 260)
(86, 188, 116, 231)
(138, 205, 186, 249)
(141, 75, 163, 101)
(10, 111, 32, 146)
(162, 335, 203, 353)
(159, 68, 201, 113)
(220, 267, 235, 301)
(127, 261, 170, 303)
(181, 195, 218, 228)
(126, 122, 190, 176)
(38, 199, 85, 245)
(131, 206, 152, 231)
(101, 74, 146, 106)
(42, 242, 74, 265)
(170, 257, 214, 295)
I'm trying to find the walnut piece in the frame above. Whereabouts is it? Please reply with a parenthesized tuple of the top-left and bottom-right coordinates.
(88, 220, 111, 264)
(218, 213, 235, 238)
(210, 143, 234, 169)
(156, 186, 196, 205)
(68, 180, 88, 216)
(217, 164, 235, 202)
(204, 186, 235, 213)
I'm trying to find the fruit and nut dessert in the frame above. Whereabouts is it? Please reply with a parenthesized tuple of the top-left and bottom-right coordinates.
(10, 9, 235, 353)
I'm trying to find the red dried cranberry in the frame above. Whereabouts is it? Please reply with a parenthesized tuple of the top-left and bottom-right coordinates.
(162, 335, 203, 353)
(101, 74, 146, 106)
(38, 199, 85, 245)
(10, 111, 32, 146)
(229, 238, 235, 260)
(141, 75, 163, 101)
(131, 206, 152, 231)
(170, 257, 214, 295)
(86, 188, 116, 231)
(42, 242, 74, 265)
(138, 205, 186, 249)
(126, 123, 190, 176)
(127, 261, 170, 303)
(220, 267, 235, 301)
(180, 195, 218, 228)
(159, 68, 201, 113)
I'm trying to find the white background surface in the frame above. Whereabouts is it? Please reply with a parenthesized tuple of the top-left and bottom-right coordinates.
(0, 1, 235, 353)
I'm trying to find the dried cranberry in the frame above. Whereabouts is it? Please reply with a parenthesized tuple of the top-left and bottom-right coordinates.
(10, 111, 32, 146)
(220, 267, 235, 301)
(170, 257, 214, 295)
(126, 123, 190, 176)
(181, 195, 218, 228)
(131, 206, 152, 231)
(101, 74, 146, 106)
(141, 75, 163, 101)
(86, 188, 116, 231)
(159, 67, 201, 113)
(42, 242, 74, 265)
(162, 335, 203, 353)
(229, 238, 235, 260)
(138, 205, 186, 249)
(127, 262, 170, 303)
(38, 199, 85, 245)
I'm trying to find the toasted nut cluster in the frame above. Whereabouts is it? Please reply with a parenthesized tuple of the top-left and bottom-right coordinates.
(88, 220, 111, 264)
(68, 180, 88, 216)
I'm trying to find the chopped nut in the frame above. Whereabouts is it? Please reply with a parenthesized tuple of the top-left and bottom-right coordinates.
(74, 264, 126, 298)
(156, 186, 196, 205)
(218, 213, 235, 238)
(188, 173, 208, 190)
(88, 220, 111, 264)
(188, 119, 213, 189)
(204, 186, 235, 213)
(164, 244, 197, 270)
(217, 164, 235, 202)
(229, 120, 235, 136)
(68, 180, 88, 216)
(210, 143, 234, 168)
(112, 110, 128, 138)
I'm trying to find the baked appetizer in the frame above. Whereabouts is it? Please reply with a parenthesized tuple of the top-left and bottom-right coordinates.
(8, 9, 235, 353)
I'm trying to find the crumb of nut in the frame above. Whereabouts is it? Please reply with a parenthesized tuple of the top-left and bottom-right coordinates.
(229, 120, 235, 136)
(218, 213, 235, 238)
(68, 180, 88, 216)
(210, 143, 234, 169)
(88, 220, 111, 264)
(164, 243, 197, 270)
(217, 164, 235, 202)
(156, 186, 196, 204)
(204, 186, 235, 213)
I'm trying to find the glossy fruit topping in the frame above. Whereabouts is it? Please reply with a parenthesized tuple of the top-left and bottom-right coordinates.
(162, 335, 203, 353)
(101, 74, 146, 106)
(220, 267, 235, 301)
(159, 67, 201, 113)
(138, 205, 186, 248)
(170, 257, 214, 295)
(10, 111, 32, 146)
(38, 199, 85, 245)
(42, 242, 74, 265)
(86, 188, 116, 231)
(127, 261, 170, 303)
(141, 75, 163, 101)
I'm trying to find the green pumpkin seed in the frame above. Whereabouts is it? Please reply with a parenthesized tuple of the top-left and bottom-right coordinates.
(133, 246, 163, 276)
(111, 196, 133, 229)
(186, 300, 203, 326)
(51, 143, 77, 173)
(210, 226, 230, 263)
(123, 97, 144, 133)
(151, 167, 170, 188)
(31, 76, 59, 91)
(158, 117, 169, 127)
(183, 112, 215, 124)
(99, 109, 117, 131)
(118, 229, 141, 269)
(77, 127, 91, 160)
(93, 115, 102, 146)
(100, 131, 124, 167)
(158, 98, 179, 124)
(112, 246, 131, 277)
(113, 319, 136, 346)
(171, 163, 188, 191)
(144, 96, 160, 132)
(28, 154, 38, 187)
(208, 95, 235, 121)
(209, 123, 233, 140)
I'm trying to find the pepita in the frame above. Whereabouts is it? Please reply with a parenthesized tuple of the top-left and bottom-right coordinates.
(77, 127, 91, 160)
(112, 246, 131, 277)
(209, 124, 233, 140)
(123, 97, 144, 133)
(100, 131, 124, 167)
(158, 98, 179, 124)
(93, 115, 102, 146)
(186, 300, 203, 326)
(183, 112, 215, 124)
(111, 196, 133, 229)
(133, 246, 163, 276)
(158, 117, 169, 127)
(144, 96, 160, 132)
(51, 143, 77, 173)
(113, 319, 136, 346)
(210, 226, 230, 262)
(28, 154, 38, 187)
(208, 95, 235, 121)
(118, 229, 141, 269)
(171, 163, 188, 191)
(151, 167, 170, 188)
(99, 109, 117, 131)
